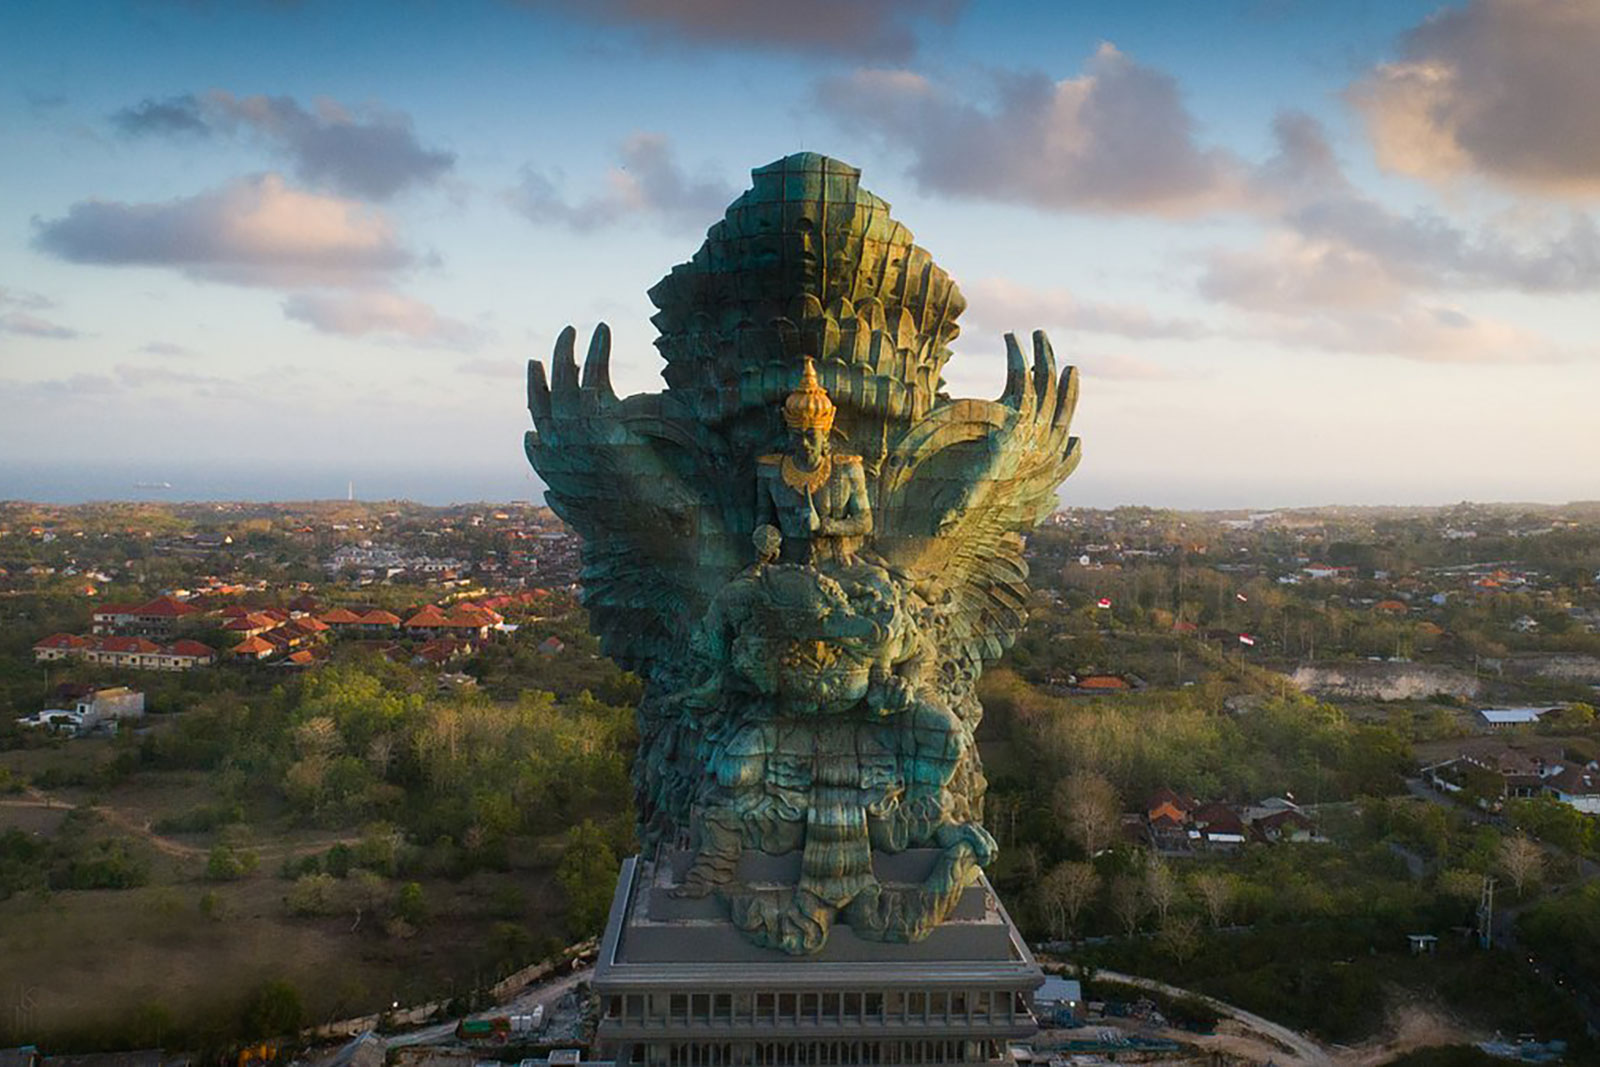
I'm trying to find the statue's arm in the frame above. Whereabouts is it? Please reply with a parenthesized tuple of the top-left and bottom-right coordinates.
(754, 464, 777, 532)
(826, 460, 873, 537)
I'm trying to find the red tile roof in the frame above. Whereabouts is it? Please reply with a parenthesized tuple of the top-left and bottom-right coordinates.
(99, 636, 163, 653)
(405, 606, 450, 627)
(136, 595, 200, 617)
(231, 635, 275, 655)
(359, 610, 401, 625)
(35, 632, 89, 650)
(320, 608, 364, 625)
(167, 639, 215, 657)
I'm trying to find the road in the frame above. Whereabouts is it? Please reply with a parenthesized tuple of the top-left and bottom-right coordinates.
(383, 965, 595, 1051)
(1048, 963, 1332, 1066)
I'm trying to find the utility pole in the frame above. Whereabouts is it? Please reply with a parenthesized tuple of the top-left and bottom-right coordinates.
(1478, 875, 1496, 949)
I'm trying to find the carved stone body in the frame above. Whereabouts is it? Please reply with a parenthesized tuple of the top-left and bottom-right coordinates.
(525, 153, 1080, 954)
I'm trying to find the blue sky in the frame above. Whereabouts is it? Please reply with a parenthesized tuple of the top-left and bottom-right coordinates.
(2, 0, 1597, 507)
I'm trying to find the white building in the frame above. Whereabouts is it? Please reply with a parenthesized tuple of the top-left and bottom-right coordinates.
(1477, 707, 1558, 729)
(77, 686, 145, 726)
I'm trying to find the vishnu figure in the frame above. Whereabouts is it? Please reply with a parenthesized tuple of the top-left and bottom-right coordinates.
(755, 358, 871, 566)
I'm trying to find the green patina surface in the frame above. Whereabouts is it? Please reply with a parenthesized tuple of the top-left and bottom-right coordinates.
(524, 153, 1081, 954)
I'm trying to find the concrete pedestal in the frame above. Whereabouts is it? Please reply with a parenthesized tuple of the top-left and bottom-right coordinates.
(591, 851, 1043, 1067)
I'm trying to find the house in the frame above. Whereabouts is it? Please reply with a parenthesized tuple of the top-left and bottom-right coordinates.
(404, 605, 451, 637)
(230, 635, 276, 661)
(33, 633, 91, 661)
(1545, 763, 1600, 814)
(1428, 739, 1562, 801)
(1146, 788, 1192, 826)
(319, 607, 365, 629)
(158, 639, 215, 669)
(1477, 706, 1558, 730)
(90, 603, 142, 635)
(1145, 788, 1193, 850)
(414, 637, 478, 666)
(1191, 802, 1248, 849)
(1075, 674, 1130, 691)
(356, 609, 402, 633)
(1251, 809, 1315, 843)
(92, 595, 201, 636)
(538, 636, 566, 655)
(223, 612, 280, 639)
(77, 686, 145, 726)
(88, 636, 166, 669)
(1374, 600, 1409, 615)
(287, 594, 320, 615)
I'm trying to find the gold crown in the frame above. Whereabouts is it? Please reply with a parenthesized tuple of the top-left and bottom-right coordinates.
(783, 358, 836, 431)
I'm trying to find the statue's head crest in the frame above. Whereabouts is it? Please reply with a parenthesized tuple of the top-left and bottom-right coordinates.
(782, 358, 835, 432)
(647, 153, 966, 432)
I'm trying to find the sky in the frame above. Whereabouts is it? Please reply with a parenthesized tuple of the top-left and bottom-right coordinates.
(2, 0, 1598, 509)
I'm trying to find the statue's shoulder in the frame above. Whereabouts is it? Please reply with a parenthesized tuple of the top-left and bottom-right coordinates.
(757, 454, 783, 467)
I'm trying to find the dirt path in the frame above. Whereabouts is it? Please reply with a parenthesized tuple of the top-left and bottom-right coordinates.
(0, 789, 359, 861)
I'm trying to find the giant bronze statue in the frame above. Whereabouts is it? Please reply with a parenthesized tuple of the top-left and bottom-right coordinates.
(525, 153, 1080, 955)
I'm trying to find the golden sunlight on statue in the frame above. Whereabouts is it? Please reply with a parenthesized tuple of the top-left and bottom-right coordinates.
(755, 358, 872, 566)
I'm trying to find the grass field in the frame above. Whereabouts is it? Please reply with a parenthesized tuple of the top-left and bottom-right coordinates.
(0, 737, 572, 1050)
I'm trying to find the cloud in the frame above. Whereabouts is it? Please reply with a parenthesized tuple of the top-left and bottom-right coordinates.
(32, 173, 414, 287)
(510, 133, 733, 232)
(0, 287, 55, 310)
(529, 0, 961, 60)
(815, 44, 1243, 215)
(111, 94, 210, 137)
(0, 313, 78, 340)
(111, 90, 454, 200)
(1203, 112, 1600, 308)
(458, 358, 522, 378)
(1073, 353, 1176, 381)
(963, 277, 1212, 340)
(24, 91, 68, 114)
(282, 289, 483, 349)
(1260, 302, 1558, 364)
(140, 341, 197, 357)
(1350, 0, 1600, 198)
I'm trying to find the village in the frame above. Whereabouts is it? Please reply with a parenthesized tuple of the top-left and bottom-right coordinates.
(4, 499, 1600, 1063)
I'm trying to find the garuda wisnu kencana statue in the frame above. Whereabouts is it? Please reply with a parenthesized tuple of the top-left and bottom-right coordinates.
(525, 153, 1080, 955)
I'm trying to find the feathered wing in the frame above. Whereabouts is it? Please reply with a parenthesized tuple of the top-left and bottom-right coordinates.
(877, 330, 1081, 667)
(526, 324, 742, 676)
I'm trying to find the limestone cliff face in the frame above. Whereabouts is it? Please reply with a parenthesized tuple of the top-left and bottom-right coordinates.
(1288, 662, 1480, 701)
(1506, 654, 1600, 684)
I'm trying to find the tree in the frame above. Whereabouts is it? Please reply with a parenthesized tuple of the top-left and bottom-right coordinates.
(1144, 859, 1179, 925)
(1499, 833, 1544, 896)
(1437, 867, 1484, 904)
(396, 881, 428, 926)
(241, 978, 303, 1039)
(286, 872, 339, 916)
(206, 844, 257, 882)
(1158, 914, 1201, 964)
(1189, 870, 1236, 928)
(557, 819, 619, 937)
(1110, 875, 1147, 936)
(1036, 862, 1100, 941)
(1055, 771, 1121, 858)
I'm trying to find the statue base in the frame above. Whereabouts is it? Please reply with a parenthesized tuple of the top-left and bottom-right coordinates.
(592, 850, 1043, 1066)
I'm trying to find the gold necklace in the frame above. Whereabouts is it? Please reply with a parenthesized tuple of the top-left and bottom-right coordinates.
(780, 454, 832, 494)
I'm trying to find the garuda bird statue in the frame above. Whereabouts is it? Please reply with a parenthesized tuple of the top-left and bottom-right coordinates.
(526, 153, 1080, 955)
